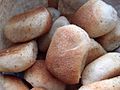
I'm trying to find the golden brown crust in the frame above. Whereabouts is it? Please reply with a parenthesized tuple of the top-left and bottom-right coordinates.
(25, 60, 46, 77)
(0, 42, 27, 57)
(72, 0, 97, 36)
(45, 25, 90, 84)
(4, 6, 52, 43)
(72, 0, 117, 38)
(24, 60, 65, 90)
(86, 39, 107, 65)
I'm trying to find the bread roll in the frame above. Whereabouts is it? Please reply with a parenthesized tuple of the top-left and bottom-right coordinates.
(0, 75, 28, 90)
(4, 6, 52, 43)
(46, 25, 91, 84)
(24, 60, 65, 90)
(37, 0, 48, 7)
(79, 76, 120, 90)
(47, 7, 60, 21)
(0, 0, 48, 50)
(97, 19, 120, 51)
(72, 0, 118, 38)
(0, 40, 37, 72)
(86, 39, 107, 65)
(38, 16, 70, 52)
(82, 52, 120, 85)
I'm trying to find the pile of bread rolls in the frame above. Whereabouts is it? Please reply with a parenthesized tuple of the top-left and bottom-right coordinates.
(0, 0, 120, 90)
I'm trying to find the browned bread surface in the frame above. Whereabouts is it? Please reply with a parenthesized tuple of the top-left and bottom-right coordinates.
(46, 25, 90, 84)
(4, 7, 52, 43)
(25, 60, 65, 90)
(72, 0, 118, 38)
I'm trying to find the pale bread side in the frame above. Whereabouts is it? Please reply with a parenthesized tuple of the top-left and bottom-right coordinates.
(47, 7, 61, 21)
(0, 40, 38, 72)
(97, 19, 120, 51)
(82, 53, 120, 85)
(79, 76, 120, 90)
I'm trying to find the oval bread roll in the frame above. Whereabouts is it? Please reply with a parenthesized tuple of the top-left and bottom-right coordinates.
(97, 19, 120, 51)
(0, 40, 37, 72)
(82, 52, 120, 85)
(47, 7, 61, 21)
(0, 75, 28, 90)
(86, 39, 107, 65)
(38, 16, 70, 52)
(31, 87, 46, 90)
(24, 60, 65, 90)
(72, 0, 118, 38)
(46, 25, 91, 84)
(79, 76, 120, 90)
(4, 6, 52, 43)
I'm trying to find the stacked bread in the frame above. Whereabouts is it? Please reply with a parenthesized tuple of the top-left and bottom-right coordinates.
(0, 0, 120, 90)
